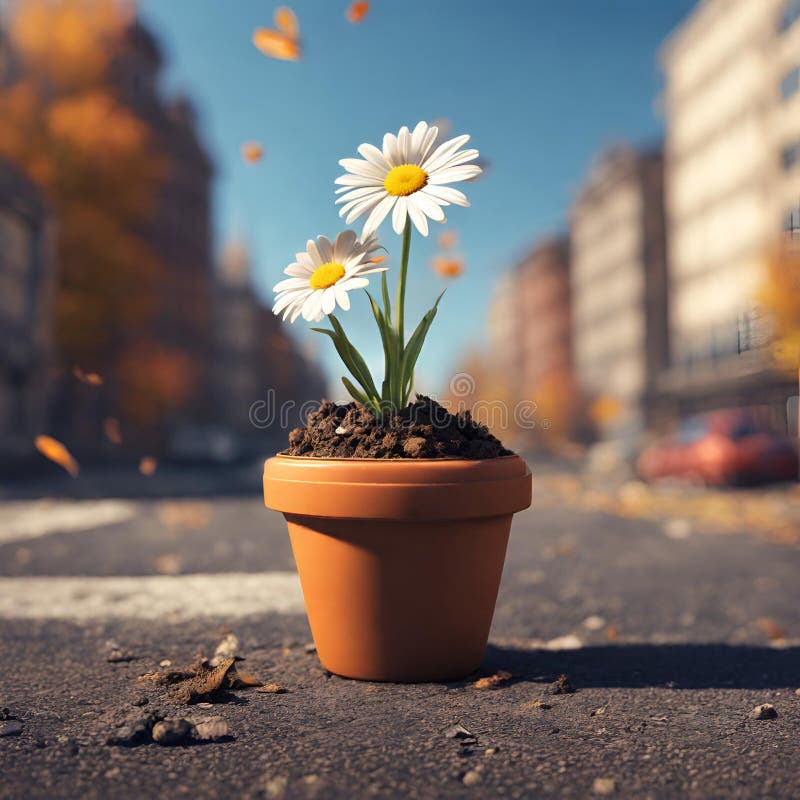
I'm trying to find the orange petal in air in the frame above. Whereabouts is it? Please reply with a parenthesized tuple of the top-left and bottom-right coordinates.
(433, 256, 464, 279)
(274, 6, 299, 38)
(346, 1, 369, 23)
(35, 435, 79, 478)
(438, 230, 458, 250)
(139, 456, 158, 476)
(365, 254, 387, 264)
(253, 29, 300, 61)
(241, 141, 264, 163)
(72, 366, 103, 386)
(103, 417, 122, 445)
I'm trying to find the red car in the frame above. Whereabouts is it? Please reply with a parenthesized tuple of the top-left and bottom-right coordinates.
(637, 408, 798, 486)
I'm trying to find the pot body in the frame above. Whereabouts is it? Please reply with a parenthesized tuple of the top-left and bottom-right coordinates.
(263, 455, 532, 682)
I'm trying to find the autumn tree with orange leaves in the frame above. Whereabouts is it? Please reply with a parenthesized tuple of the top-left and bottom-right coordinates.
(0, 0, 177, 449)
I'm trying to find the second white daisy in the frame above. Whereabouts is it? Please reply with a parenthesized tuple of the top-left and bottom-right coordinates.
(335, 121, 482, 238)
(272, 230, 387, 323)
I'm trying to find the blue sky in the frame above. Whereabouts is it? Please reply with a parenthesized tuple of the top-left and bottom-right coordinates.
(138, 0, 697, 396)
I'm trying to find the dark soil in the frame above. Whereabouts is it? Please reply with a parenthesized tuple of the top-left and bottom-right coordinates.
(282, 396, 513, 459)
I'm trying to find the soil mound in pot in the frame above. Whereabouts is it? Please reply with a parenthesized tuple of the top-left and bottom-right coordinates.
(283, 396, 513, 459)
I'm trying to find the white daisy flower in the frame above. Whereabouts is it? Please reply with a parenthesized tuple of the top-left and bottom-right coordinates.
(272, 230, 388, 323)
(335, 121, 482, 238)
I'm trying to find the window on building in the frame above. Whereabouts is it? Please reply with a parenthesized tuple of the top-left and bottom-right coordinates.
(779, 0, 800, 31)
(781, 66, 800, 101)
(782, 139, 800, 172)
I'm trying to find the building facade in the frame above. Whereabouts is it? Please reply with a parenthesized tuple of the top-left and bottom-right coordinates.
(659, 0, 800, 421)
(0, 160, 54, 464)
(570, 146, 669, 439)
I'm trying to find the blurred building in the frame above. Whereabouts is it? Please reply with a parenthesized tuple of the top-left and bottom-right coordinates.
(570, 146, 669, 439)
(211, 240, 327, 453)
(109, 18, 215, 425)
(0, 160, 55, 462)
(659, 0, 800, 421)
(487, 237, 571, 399)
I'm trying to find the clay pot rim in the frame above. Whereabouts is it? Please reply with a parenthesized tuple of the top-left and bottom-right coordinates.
(264, 453, 532, 520)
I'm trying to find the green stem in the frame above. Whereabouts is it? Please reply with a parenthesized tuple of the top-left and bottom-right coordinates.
(395, 217, 412, 346)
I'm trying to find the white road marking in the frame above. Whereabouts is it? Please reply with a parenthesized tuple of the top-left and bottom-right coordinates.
(0, 499, 138, 544)
(0, 572, 304, 622)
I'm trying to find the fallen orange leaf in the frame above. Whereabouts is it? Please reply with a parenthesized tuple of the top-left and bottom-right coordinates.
(274, 6, 299, 38)
(433, 256, 464, 279)
(474, 670, 512, 689)
(438, 230, 458, 250)
(253, 7, 301, 61)
(241, 141, 264, 163)
(34, 435, 79, 477)
(103, 417, 122, 444)
(72, 366, 103, 386)
(346, 1, 369, 23)
(139, 456, 158, 476)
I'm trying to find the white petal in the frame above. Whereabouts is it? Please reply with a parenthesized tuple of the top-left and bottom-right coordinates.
(357, 142, 391, 170)
(335, 173, 383, 188)
(436, 149, 480, 170)
(411, 191, 446, 222)
(321, 287, 336, 315)
(351, 264, 388, 276)
(362, 194, 395, 238)
(306, 239, 323, 266)
(382, 132, 400, 166)
(273, 287, 309, 315)
(284, 262, 312, 277)
(335, 186, 383, 205)
(296, 252, 315, 270)
(421, 185, 469, 206)
(428, 165, 483, 184)
(273, 276, 309, 292)
(334, 286, 351, 311)
(344, 192, 384, 223)
(316, 235, 334, 264)
(302, 291, 324, 321)
(409, 121, 428, 161)
(421, 134, 471, 173)
(289, 302, 304, 323)
(338, 158, 386, 180)
(338, 276, 369, 291)
(419, 125, 439, 164)
(397, 126, 410, 163)
(333, 229, 357, 259)
(406, 199, 429, 236)
(392, 196, 408, 234)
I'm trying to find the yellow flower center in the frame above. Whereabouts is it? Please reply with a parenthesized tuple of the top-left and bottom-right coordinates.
(384, 164, 428, 196)
(309, 261, 346, 290)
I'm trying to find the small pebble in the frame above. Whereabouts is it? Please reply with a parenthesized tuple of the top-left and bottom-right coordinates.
(193, 716, 229, 741)
(462, 770, 482, 787)
(583, 615, 606, 631)
(152, 718, 193, 746)
(593, 777, 616, 795)
(550, 674, 576, 694)
(0, 720, 23, 737)
(264, 776, 289, 798)
(444, 724, 475, 741)
(749, 704, 777, 720)
(159, 659, 172, 667)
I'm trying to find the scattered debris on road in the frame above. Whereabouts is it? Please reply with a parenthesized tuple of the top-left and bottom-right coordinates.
(152, 718, 193, 745)
(444, 724, 476, 743)
(473, 670, 512, 689)
(749, 703, 778, 720)
(550, 673, 576, 694)
(139, 652, 263, 704)
(211, 632, 240, 665)
(0, 716, 23, 737)
(257, 683, 290, 694)
(462, 768, 483, 786)
(593, 777, 616, 795)
(523, 699, 552, 710)
(105, 639, 136, 663)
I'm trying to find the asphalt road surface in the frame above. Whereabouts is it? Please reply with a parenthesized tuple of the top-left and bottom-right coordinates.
(1, 472, 799, 799)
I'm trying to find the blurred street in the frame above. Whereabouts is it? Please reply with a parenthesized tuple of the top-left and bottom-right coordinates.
(2, 464, 799, 799)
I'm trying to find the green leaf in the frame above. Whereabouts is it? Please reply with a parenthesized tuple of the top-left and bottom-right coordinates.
(380, 272, 391, 320)
(341, 376, 369, 406)
(328, 314, 380, 401)
(400, 290, 445, 405)
(311, 327, 378, 404)
(365, 290, 398, 409)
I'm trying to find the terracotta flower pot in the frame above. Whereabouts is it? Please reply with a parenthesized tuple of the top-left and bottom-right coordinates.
(264, 456, 531, 681)
(263, 454, 532, 682)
